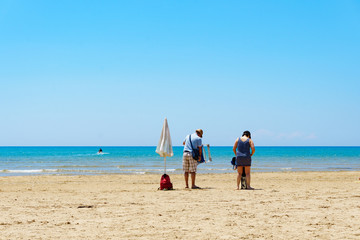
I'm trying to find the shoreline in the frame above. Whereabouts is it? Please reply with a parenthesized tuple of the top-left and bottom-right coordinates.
(1, 169, 360, 178)
(1, 171, 360, 239)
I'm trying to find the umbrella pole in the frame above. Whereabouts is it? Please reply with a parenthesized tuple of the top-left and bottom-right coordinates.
(164, 156, 166, 174)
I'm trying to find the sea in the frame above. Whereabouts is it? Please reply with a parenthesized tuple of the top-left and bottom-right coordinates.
(0, 146, 359, 176)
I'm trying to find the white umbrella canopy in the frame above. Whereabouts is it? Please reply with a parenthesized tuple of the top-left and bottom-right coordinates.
(156, 118, 173, 173)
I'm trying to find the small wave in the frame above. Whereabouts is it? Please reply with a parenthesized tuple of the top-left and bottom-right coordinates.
(204, 168, 229, 171)
(117, 168, 176, 172)
(96, 152, 109, 155)
(55, 169, 103, 173)
(327, 167, 353, 170)
(2, 169, 58, 173)
(73, 152, 110, 157)
(280, 167, 292, 171)
(57, 165, 104, 168)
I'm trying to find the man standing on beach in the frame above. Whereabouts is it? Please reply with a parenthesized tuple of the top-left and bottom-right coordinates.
(182, 129, 203, 189)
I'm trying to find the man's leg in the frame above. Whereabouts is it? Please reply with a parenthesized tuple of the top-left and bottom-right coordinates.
(190, 158, 200, 189)
(191, 172, 196, 188)
(184, 172, 189, 188)
(183, 153, 190, 188)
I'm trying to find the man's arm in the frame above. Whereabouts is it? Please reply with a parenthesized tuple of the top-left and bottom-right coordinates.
(198, 146, 202, 161)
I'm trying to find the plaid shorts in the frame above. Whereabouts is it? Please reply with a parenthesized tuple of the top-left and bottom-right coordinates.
(183, 152, 198, 173)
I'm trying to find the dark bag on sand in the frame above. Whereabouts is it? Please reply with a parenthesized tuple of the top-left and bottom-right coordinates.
(231, 157, 236, 169)
(189, 135, 205, 163)
(159, 174, 173, 190)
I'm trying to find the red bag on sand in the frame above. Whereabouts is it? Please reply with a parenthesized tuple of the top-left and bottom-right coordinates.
(159, 174, 173, 190)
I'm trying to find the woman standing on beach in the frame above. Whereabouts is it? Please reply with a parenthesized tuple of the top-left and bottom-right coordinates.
(233, 131, 255, 190)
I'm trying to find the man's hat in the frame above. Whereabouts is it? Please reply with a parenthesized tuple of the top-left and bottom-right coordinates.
(196, 129, 203, 137)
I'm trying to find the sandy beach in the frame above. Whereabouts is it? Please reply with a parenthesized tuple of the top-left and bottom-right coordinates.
(1, 171, 359, 239)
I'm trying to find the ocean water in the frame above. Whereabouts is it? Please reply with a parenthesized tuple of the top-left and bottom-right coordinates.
(0, 146, 359, 176)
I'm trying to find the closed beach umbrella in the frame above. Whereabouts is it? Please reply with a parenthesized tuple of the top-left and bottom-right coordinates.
(156, 118, 173, 173)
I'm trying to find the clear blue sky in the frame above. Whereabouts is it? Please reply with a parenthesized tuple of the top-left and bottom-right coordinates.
(0, 0, 359, 146)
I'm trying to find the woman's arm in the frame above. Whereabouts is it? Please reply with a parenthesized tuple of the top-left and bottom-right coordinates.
(249, 139, 255, 156)
(233, 138, 238, 156)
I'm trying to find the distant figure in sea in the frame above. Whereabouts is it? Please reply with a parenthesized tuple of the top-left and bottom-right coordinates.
(233, 130, 255, 190)
(98, 148, 103, 154)
(182, 129, 203, 189)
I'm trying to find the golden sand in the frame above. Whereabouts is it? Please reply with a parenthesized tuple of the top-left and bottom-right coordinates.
(1, 171, 360, 239)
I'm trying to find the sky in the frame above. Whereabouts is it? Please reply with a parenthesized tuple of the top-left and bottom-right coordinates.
(0, 0, 359, 146)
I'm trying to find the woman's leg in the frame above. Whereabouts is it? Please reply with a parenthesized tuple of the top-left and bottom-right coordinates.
(236, 166, 243, 190)
(245, 166, 254, 189)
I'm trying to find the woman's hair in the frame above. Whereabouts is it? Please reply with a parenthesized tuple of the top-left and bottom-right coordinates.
(242, 130, 251, 139)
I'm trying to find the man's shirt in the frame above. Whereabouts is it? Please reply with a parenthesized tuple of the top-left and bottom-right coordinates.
(183, 133, 202, 152)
